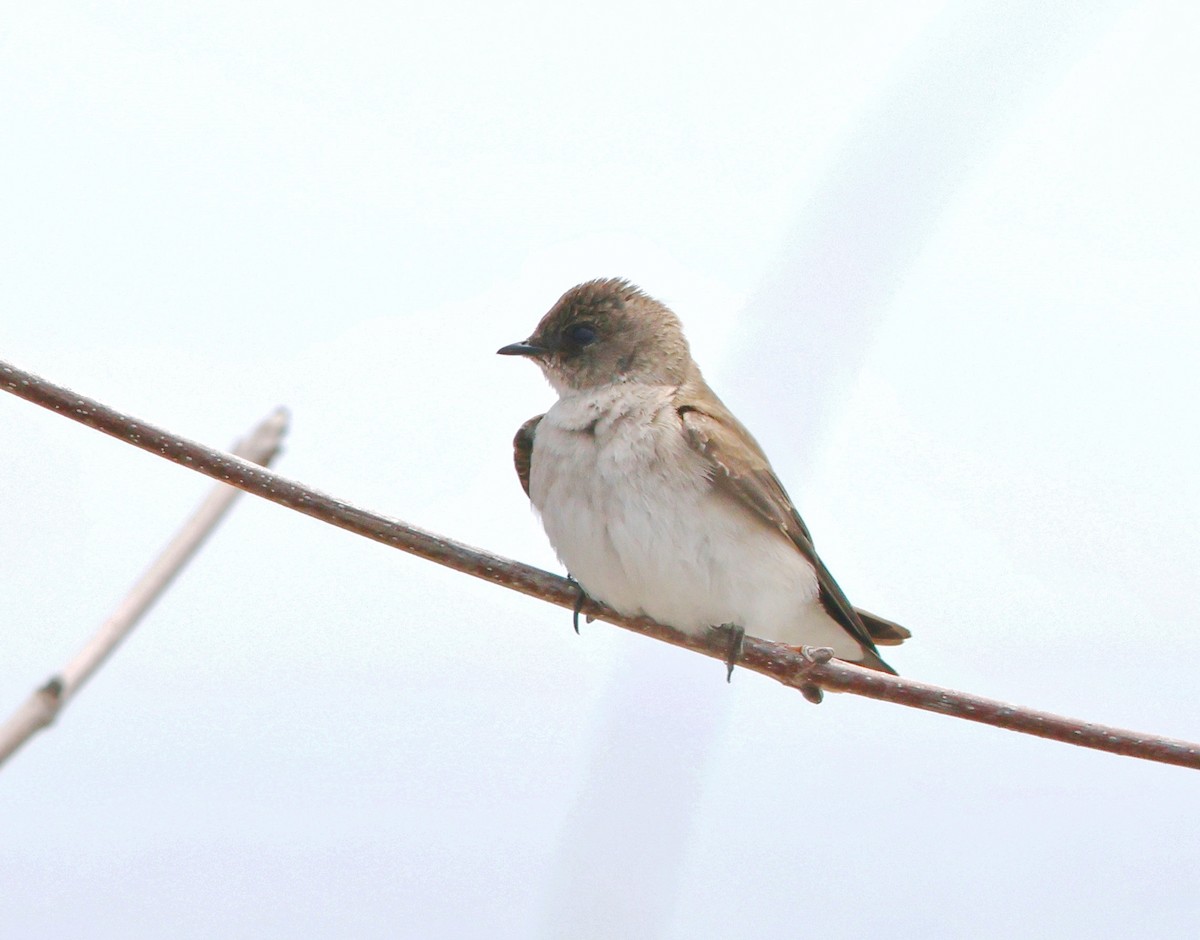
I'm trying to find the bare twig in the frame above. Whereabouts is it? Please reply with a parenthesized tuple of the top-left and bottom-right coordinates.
(2, 358, 1198, 771)
(0, 407, 288, 767)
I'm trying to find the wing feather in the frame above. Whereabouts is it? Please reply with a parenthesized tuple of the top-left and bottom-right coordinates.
(677, 403, 901, 672)
(513, 414, 544, 498)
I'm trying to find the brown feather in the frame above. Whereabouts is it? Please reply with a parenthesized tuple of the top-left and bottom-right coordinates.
(513, 414, 543, 498)
(854, 608, 912, 646)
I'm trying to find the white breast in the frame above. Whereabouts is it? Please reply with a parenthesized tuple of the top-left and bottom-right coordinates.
(528, 384, 862, 659)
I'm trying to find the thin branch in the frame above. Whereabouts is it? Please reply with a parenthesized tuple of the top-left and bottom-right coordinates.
(2, 358, 1198, 772)
(0, 407, 289, 767)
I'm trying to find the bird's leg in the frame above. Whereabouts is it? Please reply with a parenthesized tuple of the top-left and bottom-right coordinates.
(566, 574, 591, 634)
(712, 622, 745, 682)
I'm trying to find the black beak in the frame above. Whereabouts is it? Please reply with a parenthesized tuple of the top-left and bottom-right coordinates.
(497, 340, 548, 357)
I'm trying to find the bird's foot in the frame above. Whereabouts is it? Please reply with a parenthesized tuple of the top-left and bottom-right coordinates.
(799, 645, 834, 665)
(791, 646, 835, 705)
(566, 575, 593, 634)
(711, 622, 746, 683)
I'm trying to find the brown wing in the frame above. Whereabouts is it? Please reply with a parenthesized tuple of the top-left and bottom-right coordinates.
(678, 403, 902, 672)
(513, 414, 544, 498)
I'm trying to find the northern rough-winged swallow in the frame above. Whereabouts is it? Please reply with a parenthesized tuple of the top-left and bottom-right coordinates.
(498, 278, 910, 679)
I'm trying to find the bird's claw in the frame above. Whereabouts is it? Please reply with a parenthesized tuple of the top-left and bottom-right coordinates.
(794, 646, 834, 704)
(567, 574, 591, 634)
(713, 622, 745, 682)
(800, 645, 834, 665)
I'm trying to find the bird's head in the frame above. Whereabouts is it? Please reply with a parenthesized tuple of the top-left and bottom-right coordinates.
(498, 278, 691, 394)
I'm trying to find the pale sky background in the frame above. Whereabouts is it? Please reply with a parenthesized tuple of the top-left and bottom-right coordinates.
(3, 1, 1199, 937)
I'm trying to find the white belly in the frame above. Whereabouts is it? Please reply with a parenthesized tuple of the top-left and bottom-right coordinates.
(528, 385, 862, 660)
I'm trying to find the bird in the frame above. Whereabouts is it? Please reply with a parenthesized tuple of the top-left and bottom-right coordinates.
(497, 278, 909, 679)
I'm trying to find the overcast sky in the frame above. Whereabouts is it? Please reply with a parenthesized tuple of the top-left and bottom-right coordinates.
(3, 2, 1199, 937)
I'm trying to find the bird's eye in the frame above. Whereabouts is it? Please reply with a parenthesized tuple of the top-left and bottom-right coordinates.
(565, 323, 597, 347)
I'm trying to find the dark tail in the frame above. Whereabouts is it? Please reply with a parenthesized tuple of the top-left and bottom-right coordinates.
(855, 608, 911, 646)
(842, 609, 911, 674)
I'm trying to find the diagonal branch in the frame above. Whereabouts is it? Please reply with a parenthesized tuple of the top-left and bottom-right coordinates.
(0, 407, 288, 767)
(2, 358, 1198, 771)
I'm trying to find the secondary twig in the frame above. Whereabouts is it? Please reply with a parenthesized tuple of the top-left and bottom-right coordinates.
(2, 358, 1198, 771)
(0, 407, 288, 767)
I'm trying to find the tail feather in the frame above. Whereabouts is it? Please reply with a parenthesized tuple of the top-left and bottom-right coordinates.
(854, 608, 911, 647)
